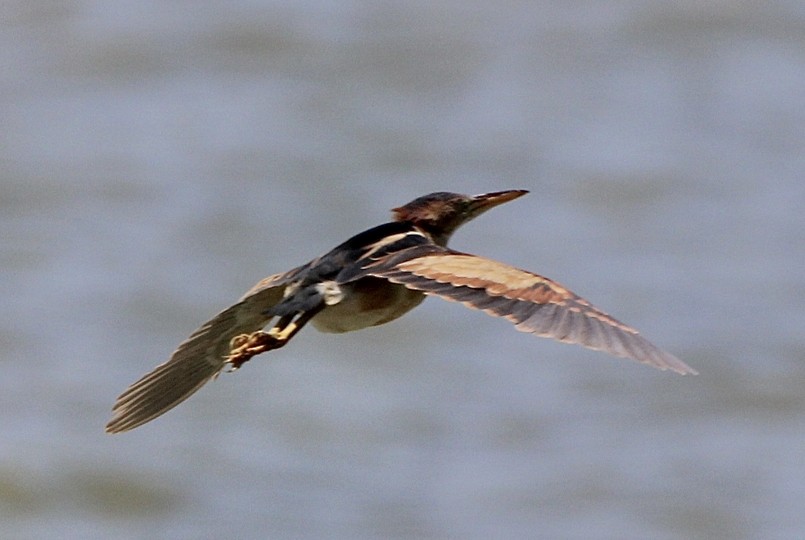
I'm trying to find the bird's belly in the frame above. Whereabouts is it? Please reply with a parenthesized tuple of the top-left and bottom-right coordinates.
(311, 278, 425, 333)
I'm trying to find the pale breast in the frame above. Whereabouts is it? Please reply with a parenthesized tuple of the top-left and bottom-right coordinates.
(311, 277, 425, 333)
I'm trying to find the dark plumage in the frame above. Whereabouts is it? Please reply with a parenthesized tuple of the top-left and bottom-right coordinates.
(106, 190, 696, 433)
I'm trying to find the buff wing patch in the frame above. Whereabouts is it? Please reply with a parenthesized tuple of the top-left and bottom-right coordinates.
(369, 252, 696, 375)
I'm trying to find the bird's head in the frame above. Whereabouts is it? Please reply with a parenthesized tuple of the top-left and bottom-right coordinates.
(392, 190, 528, 245)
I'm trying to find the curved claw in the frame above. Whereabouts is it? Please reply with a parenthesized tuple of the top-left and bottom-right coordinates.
(225, 331, 283, 370)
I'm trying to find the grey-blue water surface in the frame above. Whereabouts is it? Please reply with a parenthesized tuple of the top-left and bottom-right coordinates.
(2, 2, 804, 539)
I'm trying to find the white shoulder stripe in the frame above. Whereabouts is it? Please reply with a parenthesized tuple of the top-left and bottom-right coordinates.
(362, 230, 426, 259)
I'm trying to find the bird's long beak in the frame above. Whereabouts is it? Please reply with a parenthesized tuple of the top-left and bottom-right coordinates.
(468, 190, 529, 215)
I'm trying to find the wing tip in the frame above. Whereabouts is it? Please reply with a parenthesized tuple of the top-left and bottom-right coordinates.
(660, 356, 698, 376)
(105, 357, 225, 434)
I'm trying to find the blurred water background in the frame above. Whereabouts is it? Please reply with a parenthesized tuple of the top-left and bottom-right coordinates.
(2, 1, 804, 539)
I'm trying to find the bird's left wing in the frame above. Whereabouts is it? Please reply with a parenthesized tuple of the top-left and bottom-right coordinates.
(106, 266, 306, 433)
(362, 246, 696, 375)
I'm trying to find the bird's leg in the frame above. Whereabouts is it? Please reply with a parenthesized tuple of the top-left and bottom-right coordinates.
(225, 314, 292, 371)
(225, 324, 285, 370)
(225, 307, 323, 371)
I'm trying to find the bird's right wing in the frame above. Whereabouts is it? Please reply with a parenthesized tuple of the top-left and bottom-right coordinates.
(106, 266, 306, 433)
(362, 246, 696, 375)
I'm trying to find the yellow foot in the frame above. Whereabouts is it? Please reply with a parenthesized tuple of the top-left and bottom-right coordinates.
(225, 331, 283, 371)
(268, 321, 299, 342)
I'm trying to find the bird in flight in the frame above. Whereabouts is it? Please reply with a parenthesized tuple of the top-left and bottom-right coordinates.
(106, 190, 696, 433)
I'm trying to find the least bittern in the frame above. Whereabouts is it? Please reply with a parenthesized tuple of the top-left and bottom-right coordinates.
(106, 190, 696, 433)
